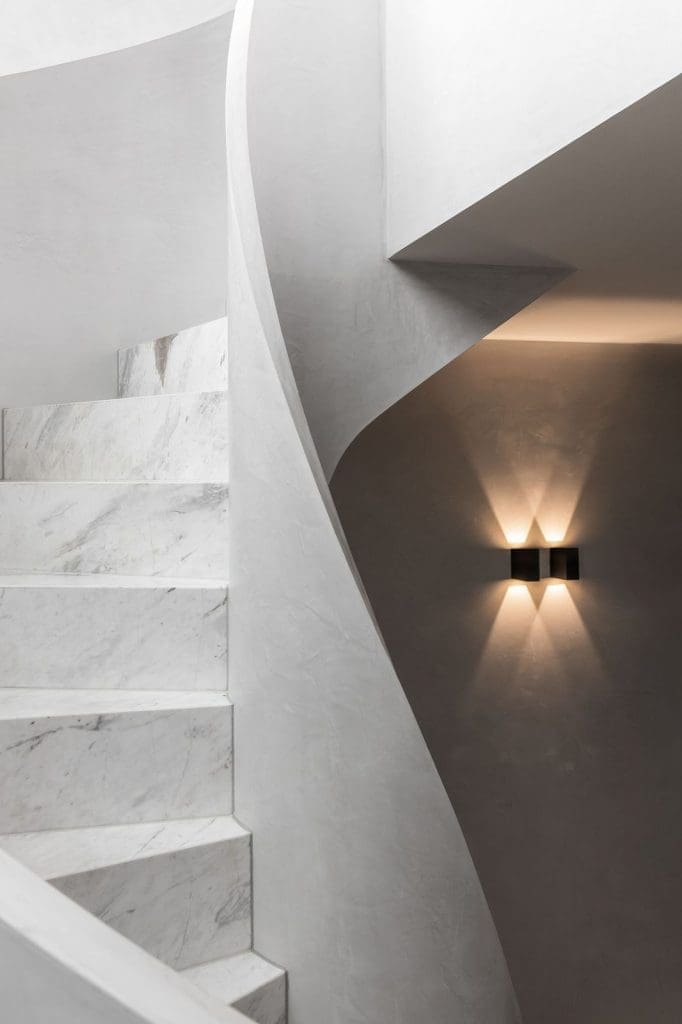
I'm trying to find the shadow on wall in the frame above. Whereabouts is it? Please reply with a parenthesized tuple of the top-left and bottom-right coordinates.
(331, 338, 682, 1024)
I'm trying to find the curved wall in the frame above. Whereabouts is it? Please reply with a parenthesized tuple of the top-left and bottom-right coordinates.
(0, 17, 230, 411)
(246, 0, 564, 475)
(331, 337, 682, 1024)
(227, 3, 525, 1022)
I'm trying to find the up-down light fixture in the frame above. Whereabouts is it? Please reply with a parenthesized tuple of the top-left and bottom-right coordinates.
(510, 547, 580, 581)
(549, 547, 580, 580)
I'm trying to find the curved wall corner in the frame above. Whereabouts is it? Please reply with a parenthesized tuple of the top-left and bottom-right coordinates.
(246, 0, 566, 477)
(227, 2, 523, 1022)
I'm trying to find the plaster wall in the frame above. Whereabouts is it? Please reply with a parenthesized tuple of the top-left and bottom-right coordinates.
(1, 1, 233, 76)
(332, 338, 682, 1024)
(386, 0, 682, 256)
(0, 17, 230, 411)
(247, 0, 563, 475)
(226, 3, 523, 1021)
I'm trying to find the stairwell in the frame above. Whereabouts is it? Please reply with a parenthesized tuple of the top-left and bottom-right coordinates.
(0, 318, 286, 1024)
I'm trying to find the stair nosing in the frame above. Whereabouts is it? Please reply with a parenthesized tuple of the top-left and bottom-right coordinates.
(0, 814, 248, 880)
(3, 389, 228, 416)
(0, 688, 232, 719)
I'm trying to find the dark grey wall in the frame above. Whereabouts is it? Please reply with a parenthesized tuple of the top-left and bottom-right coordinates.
(331, 338, 682, 1024)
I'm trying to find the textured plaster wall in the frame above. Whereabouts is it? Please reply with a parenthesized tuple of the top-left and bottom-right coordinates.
(247, 0, 563, 476)
(0, 17, 229, 411)
(386, 0, 682, 256)
(332, 338, 682, 1024)
(0, 1, 234, 76)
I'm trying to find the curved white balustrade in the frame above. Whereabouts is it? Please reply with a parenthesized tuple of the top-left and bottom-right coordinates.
(225, 2, 522, 1022)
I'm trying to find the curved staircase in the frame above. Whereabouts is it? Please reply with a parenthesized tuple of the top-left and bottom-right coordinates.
(0, 318, 286, 1024)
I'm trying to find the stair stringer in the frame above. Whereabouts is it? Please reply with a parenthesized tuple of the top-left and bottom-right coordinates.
(226, 4, 521, 1023)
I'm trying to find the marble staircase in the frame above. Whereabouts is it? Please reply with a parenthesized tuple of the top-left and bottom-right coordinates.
(0, 319, 286, 1024)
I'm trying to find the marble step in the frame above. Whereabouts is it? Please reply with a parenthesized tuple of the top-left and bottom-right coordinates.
(0, 575, 227, 690)
(0, 689, 232, 833)
(119, 319, 228, 398)
(3, 391, 228, 483)
(0, 816, 251, 971)
(0, 481, 228, 578)
(183, 952, 287, 1024)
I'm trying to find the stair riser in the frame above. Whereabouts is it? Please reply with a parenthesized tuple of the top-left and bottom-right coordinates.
(119, 319, 228, 398)
(0, 705, 232, 832)
(3, 392, 228, 483)
(0, 586, 227, 690)
(0, 483, 228, 578)
(53, 837, 251, 970)
(234, 977, 287, 1024)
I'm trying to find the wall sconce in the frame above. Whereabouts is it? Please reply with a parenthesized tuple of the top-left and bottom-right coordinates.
(510, 548, 540, 581)
(510, 547, 580, 581)
(549, 547, 580, 580)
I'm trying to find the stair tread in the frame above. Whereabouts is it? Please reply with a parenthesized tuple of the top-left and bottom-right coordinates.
(183, 951, 285, 1004)
(0, 573, 227, 589)
(0, 815, 247, 879)
(3, 389, 227, 416)
(0, 688, 231, 718)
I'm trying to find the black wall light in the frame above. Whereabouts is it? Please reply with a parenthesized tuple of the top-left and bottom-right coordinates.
(549, 547, 580, 580)
(510, 547, 580, 581)
(510, 548, 541, 581)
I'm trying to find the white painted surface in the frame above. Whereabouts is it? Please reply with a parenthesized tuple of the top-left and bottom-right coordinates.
(0, 689, 232, 831)
(0, 481, 229, 577)
(4, 391, 228, 482)
(119, 319, 228, 397)
(0, 849, 249, 1024)
(0, 18, 230, 413)
(227, 4, 521, 1022)
(386, 0, 682, 256)
(0, 0, 235, 77)
(0, 577, 227, 690)
(248, 0, 562, 475)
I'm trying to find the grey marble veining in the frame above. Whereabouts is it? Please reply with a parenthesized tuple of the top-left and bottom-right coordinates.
(1, 817, 251, 971)
(118, 319, 228, 398)
(3, 391, 228, 483)
(0, 577, 227, 690)
(183, 953, 286, 1024)
(0, 690, 233, 832)
(0, 482, 229, 578)
(53, 828, 251, 969)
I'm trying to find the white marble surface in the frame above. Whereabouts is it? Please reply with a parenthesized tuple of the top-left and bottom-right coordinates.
(0, 576, 227, 690)
(119, 319, 228, 398)
(0, 815, 246, 877)
(0, 482, 229, 578)
(0, 689, 233, 832)
(3, 391, 228, 483)
(183, 952, 286, 1024)
(0, 848, 249, 1024)
(1, 816, 250, 971)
